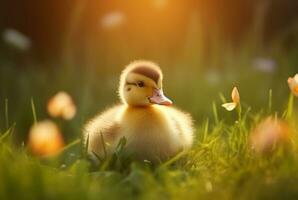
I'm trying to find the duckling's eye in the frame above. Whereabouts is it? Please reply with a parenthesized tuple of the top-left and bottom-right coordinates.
(137, 81, 145, 87)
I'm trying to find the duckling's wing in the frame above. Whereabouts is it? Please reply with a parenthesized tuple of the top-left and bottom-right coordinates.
(166, 107, 194, 148)
(83, 105, 123, 158)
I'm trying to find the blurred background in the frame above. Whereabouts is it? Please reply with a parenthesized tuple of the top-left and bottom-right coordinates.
(0, 0, 298, 143)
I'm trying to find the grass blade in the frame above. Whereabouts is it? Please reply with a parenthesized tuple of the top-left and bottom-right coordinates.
(219, 93, 227, 103)
(162, 150, 188, 167)
(83, 133, 90, 158)
(203, 119, 209, 142)
(100, 132, 107, 159)
(31, 97, 37, 124)
(60, 138, 81, 153)
(42, 138, 81, 159)
(92, 151, 103, 162)
(268, 89, 272, 113)
(283, 93, 294, 120)
(0, 123, 16, 142)
(5, 98, 9, 129)
(212, 101, 219, 124)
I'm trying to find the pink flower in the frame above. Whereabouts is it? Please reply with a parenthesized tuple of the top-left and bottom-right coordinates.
(249, 117, 291, 153)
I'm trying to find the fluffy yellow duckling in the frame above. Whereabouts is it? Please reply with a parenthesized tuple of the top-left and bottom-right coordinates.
(83, 60, 194, 162)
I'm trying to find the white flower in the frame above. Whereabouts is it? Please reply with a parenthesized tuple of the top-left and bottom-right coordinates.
(287, 73, 298, 97)
(2, 29, 31, 50)
(222, 87, 240, 111)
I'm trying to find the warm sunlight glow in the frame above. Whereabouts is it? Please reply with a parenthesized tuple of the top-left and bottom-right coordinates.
(152, 0, 168, 10)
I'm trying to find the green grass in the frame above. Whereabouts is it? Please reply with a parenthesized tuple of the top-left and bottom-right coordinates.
(0, 87, 297, 199)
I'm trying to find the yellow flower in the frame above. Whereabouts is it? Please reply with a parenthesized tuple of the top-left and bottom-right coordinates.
(47, 91, 76, 120)
(288, 74, 298, 97)
(222, 87, 240, 111)
(249, 116, 291, 154)
(28, 120, 64, 156)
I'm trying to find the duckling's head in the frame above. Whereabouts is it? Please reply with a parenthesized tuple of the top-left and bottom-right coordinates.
(119, 61, 172, 107)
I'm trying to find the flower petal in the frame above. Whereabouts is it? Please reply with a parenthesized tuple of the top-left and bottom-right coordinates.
(288, 75, 298, 97)
(222, 102, 237, 111)
(294, 86, 298, 95)
(294, 74, 298, 83)
(231, 87, 240, 104)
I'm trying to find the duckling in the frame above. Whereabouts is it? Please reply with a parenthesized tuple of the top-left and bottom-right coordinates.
(83, 60, 194, 162)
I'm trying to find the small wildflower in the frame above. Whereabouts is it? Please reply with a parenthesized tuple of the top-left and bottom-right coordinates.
(287, 73, 298, 97)
(28, 120, 64, 156)
(47, 91, 76, 120)
(249, 116, 291, 154)
(222, 87, 240, 111)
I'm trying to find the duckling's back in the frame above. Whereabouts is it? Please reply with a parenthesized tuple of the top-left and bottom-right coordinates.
(83, 105, 124, 159)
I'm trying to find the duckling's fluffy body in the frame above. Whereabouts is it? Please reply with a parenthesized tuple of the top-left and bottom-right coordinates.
(85, 104, 193, 161)
(84, 61, 194, 162)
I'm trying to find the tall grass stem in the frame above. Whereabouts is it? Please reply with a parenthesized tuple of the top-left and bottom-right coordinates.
(30, 98, 38, 124)
(5, 98, 9, 129)
(212, 101, 219, 124)
(268, 89, 272, 113)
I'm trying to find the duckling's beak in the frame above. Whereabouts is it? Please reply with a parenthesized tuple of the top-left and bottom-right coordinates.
(149, 89, 173, 106)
